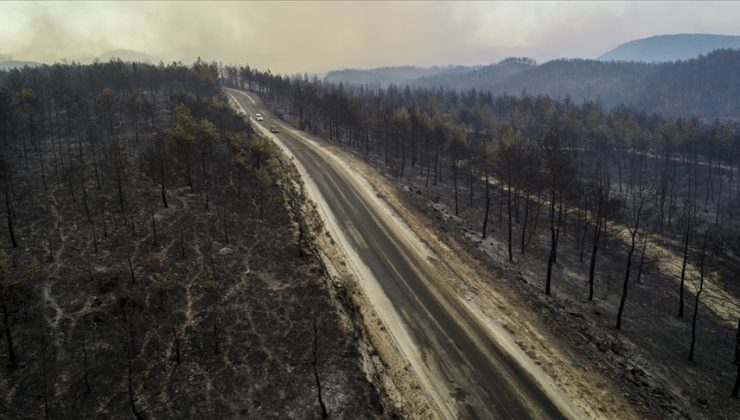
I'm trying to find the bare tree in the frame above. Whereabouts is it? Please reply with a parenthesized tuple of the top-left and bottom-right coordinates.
(541, 128, 573, 295)
(616, 185, 652, 330)
(587, 167, 612, 300)
(688, 231, 709, 361)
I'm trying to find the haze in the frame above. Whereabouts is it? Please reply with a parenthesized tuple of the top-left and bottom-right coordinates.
(1, 1, 739, 73)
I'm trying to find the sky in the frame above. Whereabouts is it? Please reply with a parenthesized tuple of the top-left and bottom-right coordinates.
(1, 1, 739, 74)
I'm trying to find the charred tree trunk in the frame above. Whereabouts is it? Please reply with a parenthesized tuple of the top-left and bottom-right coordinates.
(82, 342, 91, 395)
(159, 154, 168, 208)
(678, 221, 691, 318)
(2, 300, 17, 369)
(482, 197, 491, 239)
(482, 158, 491, 238)
(616, 197, 644, 330)
(312, 317, 328, 419)
(179, 226, 185, 260)
(171, 315, 181, 365)
(116, 158, 125, 213)
(506, 167, 513, 262)
(453, 160, 459, 217)
(735, 318, 740, 365)
(82, 185, 91, 222)
(588, 217, 602, 301)
(127, 254, 135, 285)
(151, 213, 157, 247)
(127, 359, 144, 420)
(688, 234, 707, 361)
(636, 232, 649, 284)
(213, 318, 220, 356)
(520, 191, 530, 255)
(41, 332, 50, 420)
(5, 184, 17, 248)
(545, 189, 556, 296)
(734, 318, 740, 397)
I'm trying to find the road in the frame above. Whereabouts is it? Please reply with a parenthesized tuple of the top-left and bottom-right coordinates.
(227, 88, 571, 420)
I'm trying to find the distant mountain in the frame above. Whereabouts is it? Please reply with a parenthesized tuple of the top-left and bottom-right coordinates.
(636, 49, 740, 118)
(324, 50, 740, 119)
(464, 50, 740, 118)
(0, 60, 43, 70)
(325, 65, 476, 88)
(490, 59, 655, 107)
(413, 57, 535, 90)
(599, 34, 740, 63)
(97, 49, 160, 63)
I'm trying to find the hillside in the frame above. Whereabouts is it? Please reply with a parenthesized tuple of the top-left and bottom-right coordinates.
(492, 58, 653, 106)
(323, 50, 740, 119)
(413, 57, 535, 91)
(491, 49, 740, 118)
(324, 65, 475, 88)
(599, 33, 740, 63)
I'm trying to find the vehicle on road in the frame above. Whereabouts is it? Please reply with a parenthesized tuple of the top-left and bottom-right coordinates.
(256, 113, 264, 121)
(270, 125, 279, 133)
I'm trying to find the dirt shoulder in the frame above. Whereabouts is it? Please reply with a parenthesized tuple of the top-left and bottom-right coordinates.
(227, 91, 439, 418)
(234, 88, 646, 418)
(315, 142, 647, 419)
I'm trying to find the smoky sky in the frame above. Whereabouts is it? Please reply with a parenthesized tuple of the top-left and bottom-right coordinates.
(1, 1, 739, 73)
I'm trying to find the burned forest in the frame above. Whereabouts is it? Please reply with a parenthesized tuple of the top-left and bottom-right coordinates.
(223, 66, 740, 418)
(6, 2, 740, 419)
(0, 62, 384, 418)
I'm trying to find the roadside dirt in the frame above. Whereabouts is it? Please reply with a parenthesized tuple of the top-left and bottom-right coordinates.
(235, 89, 654, 418)
(232, 88, 740, 420)
(228, 92, 440, 419)
(314, 142, 647, 420)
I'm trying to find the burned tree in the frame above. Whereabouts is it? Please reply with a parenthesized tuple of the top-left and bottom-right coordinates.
(616, 185, 652, 330)
(587, 167, 612, 300)
(541, 128, 574, 295)
(688, 231, 709, 361)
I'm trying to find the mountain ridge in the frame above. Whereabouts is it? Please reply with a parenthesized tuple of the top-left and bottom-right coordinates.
(599, 33, 740, 62)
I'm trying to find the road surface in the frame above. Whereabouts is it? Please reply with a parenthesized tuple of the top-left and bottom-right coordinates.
(227, 88, 572, 420)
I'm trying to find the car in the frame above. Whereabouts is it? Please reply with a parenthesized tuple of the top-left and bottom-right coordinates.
(255, 113, 264, 121)
(270, 125, 279, 133)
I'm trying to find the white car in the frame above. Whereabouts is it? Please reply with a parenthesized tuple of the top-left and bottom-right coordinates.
(255, 113, 264, 121)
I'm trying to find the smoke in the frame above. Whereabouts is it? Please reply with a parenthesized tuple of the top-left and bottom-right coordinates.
(1, 1, 739, 73)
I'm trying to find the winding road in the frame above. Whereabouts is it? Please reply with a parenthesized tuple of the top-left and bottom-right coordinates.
(226, 88, 572, 420)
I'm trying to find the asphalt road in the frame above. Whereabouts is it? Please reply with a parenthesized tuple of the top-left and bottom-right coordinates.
(227, 88, 569, 420)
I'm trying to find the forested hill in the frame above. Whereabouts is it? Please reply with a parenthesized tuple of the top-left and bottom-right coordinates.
(599, 33, 740, 62)
(324, 65, 476, 88)
(492, 49, 740, 118)
(412, 57, 535, 90)
(323, 50, 740, 119)
(0, 61, 43, 70)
